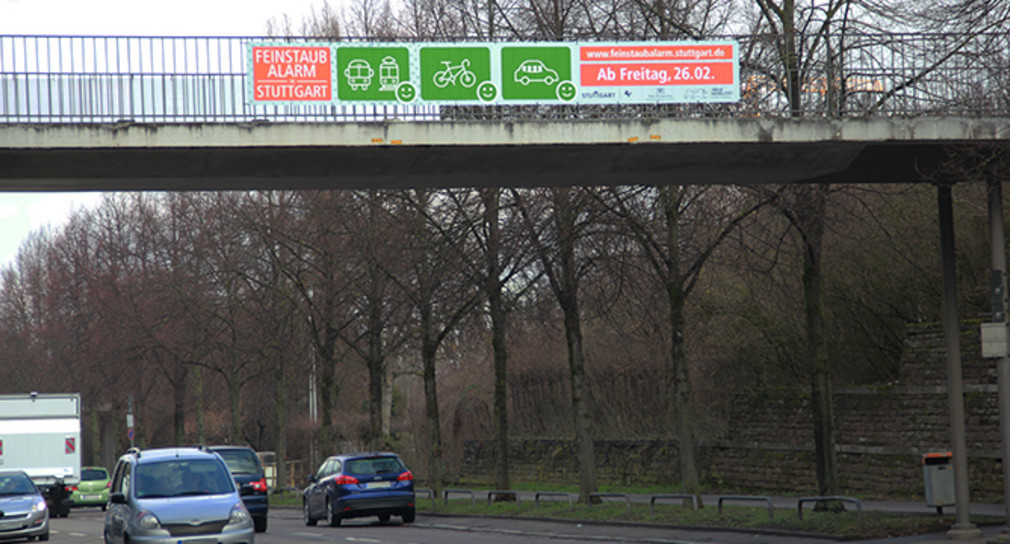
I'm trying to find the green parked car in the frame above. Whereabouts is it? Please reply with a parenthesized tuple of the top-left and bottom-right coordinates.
(70, 466, 110, 509)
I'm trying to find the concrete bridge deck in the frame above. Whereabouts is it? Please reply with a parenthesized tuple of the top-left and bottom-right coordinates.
(2, 116, 1007, 191)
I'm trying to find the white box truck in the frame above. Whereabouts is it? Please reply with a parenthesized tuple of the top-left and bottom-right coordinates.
(0, 392, 82, 517)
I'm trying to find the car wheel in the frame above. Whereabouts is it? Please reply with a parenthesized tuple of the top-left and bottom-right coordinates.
(303, 501, 317, 527)
(326, 500, 341, 527)
(38, 530, 50, 541)
(378, 513, 390, 523)
(254, 515, 267, 533)
(101, 504, 107, 512)
(402, 507, 416, 523)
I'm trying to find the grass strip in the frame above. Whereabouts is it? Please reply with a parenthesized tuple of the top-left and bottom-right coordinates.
(270, 490, 996, 538)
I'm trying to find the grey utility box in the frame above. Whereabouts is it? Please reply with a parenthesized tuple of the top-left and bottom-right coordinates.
(923, 452, 955, 511)
(981, 323, 1010, 358)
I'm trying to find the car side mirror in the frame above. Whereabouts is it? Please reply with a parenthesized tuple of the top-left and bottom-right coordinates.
(110, 492, 127, 504)
(307, 474, 317, 483)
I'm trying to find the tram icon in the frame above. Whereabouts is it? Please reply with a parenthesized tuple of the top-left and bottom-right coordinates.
(378, 56, 401, 92)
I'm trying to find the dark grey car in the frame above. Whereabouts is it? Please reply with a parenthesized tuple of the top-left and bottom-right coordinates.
(103, 447, 254, 544)
(209, 446, 269, 533)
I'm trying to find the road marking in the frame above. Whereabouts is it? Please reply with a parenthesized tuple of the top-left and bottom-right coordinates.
(346, 538, 382, 543)
(423, 523, 706, 544)
(292, 531, 325, 538)
(69, 533, 89, 537)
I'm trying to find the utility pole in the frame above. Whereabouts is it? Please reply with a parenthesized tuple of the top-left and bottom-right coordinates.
(126, 395, 135, 448)
(309, 353, 319, 473)
(983, 177, 1010, 530)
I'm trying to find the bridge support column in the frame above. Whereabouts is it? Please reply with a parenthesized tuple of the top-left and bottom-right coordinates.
(938, 183, 982, 540)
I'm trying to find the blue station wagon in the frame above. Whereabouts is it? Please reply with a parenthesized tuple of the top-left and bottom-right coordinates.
(302, 452, 415, 527)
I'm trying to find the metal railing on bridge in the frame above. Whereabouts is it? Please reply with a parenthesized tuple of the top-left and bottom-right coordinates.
(1, 33, 1008, 123)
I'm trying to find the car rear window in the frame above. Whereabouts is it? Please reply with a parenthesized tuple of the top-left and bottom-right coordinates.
(216, 449, 262, 475)
(82, 468, 108, 481)
(345, 457, 405, 476)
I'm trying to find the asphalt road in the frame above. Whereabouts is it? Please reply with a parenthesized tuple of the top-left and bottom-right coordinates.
(45, 505, 839, 544)
(45, 502, 1009, 544)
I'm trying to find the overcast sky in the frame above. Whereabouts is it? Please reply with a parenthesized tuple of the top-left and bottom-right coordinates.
(0, 0, 329, 36)
(0, 0, 338, 267)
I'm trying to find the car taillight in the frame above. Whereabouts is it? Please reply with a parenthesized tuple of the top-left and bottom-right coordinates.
(67, 485, 78, 492)
(251, 478, 268, 492)
(333, 475, 359, 485)
(397, 471, 413, 481)
(106, 481, 112, 489)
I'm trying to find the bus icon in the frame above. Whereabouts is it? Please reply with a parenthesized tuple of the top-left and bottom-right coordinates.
(344, 59, 374, 91)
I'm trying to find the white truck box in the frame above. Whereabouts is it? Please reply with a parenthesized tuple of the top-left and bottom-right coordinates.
(0, 392, 82, 516)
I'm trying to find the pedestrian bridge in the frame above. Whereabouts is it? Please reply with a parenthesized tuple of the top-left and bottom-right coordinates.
(1, 34, 1008, 191)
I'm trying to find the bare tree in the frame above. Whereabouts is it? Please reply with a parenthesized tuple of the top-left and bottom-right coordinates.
(337, 190, 412, 449)
(387, 188, 482, 497)
(346, 0, 400, 37)
(515, 186, 601, 503)
(397, 0, 464, 37)
(267, 1, 342, 38)
(261, 191, 357, 459)
(597, 184, 767, 502)
(232, 191, 310, 488)
(444, 187, 537, 492)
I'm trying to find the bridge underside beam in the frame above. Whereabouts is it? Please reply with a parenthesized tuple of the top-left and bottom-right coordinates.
(0, 141, 959, 191)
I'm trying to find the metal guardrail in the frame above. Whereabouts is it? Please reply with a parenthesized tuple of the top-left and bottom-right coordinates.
(534, 491, 574, 510)
(717, 495, 775, 519)
(589, 492, 631, 513)
(415, 487, 436, 506)
(797, 496, 863, 521)
(650, 494, 699, 513)
(486, 490, 520, 505)
(443, 488, 475, 506)
(2, 33, 1008, 123)
(420, 489, 866, 521)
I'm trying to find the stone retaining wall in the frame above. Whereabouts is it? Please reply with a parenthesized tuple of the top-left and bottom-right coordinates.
(459, 325, 1006, 499)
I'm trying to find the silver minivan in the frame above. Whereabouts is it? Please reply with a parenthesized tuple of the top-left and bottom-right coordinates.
(103, 447, 254, 544)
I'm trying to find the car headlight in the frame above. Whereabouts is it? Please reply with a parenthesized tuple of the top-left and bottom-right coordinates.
(137, 510, 161, 530)
(228, 502, 250, 525)
(32, 499, 47, 513)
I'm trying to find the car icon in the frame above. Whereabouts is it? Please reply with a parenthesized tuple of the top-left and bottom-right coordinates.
(514, 59, 559, 86)
(344, 59, 374, 91)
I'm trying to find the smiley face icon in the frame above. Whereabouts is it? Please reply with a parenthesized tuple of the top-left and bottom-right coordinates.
(396, 82, 418, 103)
(556, 81, 577, 102)
(477, 81, 498, 103)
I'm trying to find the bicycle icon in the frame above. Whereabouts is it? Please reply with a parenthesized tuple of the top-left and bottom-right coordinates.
(433, 59, 477, 88)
